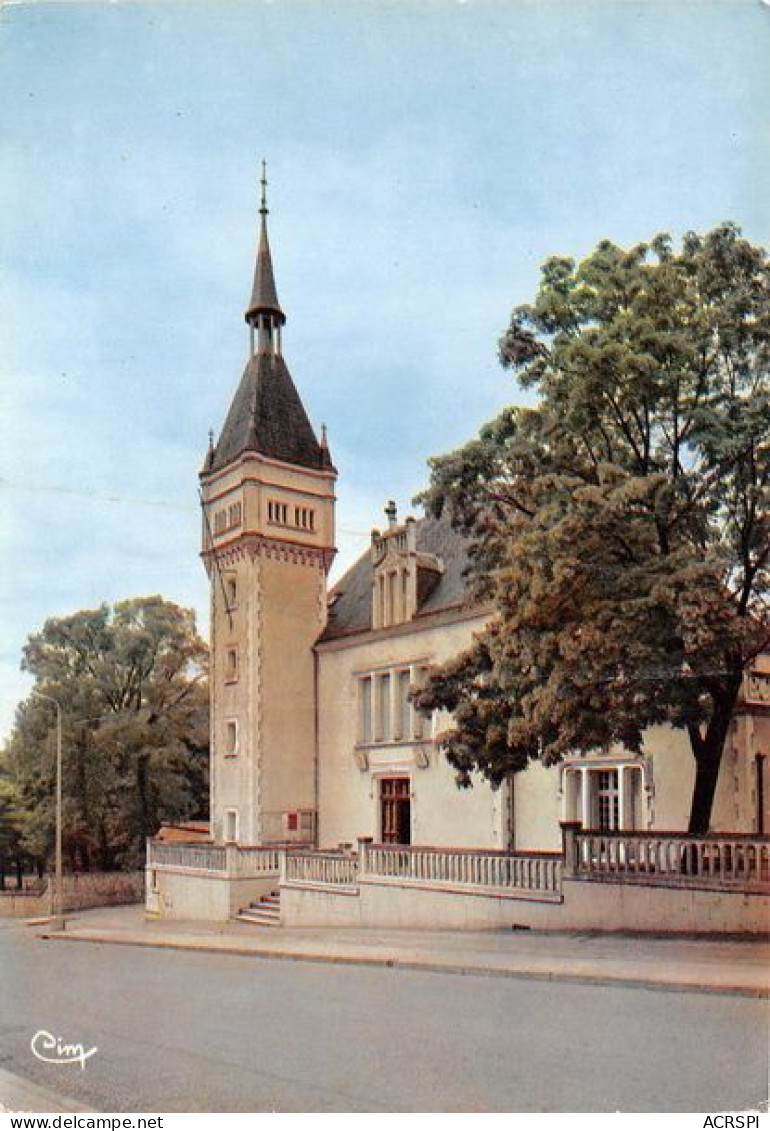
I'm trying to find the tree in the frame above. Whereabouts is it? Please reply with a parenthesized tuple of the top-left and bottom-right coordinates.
(1, 596, 209, 870)
(415, 224, 769, 834)
(0, 764, 26, 889)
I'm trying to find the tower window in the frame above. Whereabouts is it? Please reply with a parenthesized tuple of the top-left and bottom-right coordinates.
(225, 648, 238, 683)
(213, 504, 241, 536)
(224, 719, 238, 757)
(225, 576, 237, 608)
(268, 499, 289, 525)
(224, 809, 238, 844)
(293, 506, 315, 531)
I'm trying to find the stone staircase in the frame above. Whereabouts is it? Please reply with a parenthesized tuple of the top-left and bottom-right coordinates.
(235, 889, 281, 927)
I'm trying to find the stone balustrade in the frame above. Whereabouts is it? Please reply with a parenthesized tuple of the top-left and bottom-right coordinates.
(149, 831, 769, 905)
(360, 842, 562, 896)
(233, 845, 282, 875)
(147, 842, 227, 873)
(283, 851, 358, 889)
(146, 841, 281, 878)
(567, 828, 770, 891)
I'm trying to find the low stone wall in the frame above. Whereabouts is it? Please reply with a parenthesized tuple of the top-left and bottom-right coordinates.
(0, 872, 144, 918)
(147, 867, 276, 920)
(282, 878, 565, 931)
(280, 875, 769, 935)
(561, 876, 769, 935)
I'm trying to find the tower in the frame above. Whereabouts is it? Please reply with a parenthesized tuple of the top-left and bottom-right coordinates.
(200, 167, 336, 846)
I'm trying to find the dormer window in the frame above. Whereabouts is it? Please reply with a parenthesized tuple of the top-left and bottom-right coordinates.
(371, 504, 443, 629)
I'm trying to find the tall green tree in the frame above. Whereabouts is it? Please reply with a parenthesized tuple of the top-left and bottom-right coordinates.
(415, 224, 769, 834)
(2, 596, 209, 870)
(0, 764, 26, 889)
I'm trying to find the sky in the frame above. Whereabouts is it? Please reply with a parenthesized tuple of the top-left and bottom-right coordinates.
(1, 0, 768, 740)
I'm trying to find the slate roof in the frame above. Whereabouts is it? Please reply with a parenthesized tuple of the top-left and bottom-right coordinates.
(206, 352, 332, 473)
(246, 216, 285, 324)
(319, 513, 475, 643)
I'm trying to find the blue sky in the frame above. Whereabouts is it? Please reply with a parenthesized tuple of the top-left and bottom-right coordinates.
(1, 0, 768, 738)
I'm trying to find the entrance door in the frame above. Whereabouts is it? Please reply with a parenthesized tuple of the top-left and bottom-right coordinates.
(380, 777, 411, 844)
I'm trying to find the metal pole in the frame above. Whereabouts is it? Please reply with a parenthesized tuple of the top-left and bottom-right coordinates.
(55, 703, 62, 920)
(30, 690, 63, 925)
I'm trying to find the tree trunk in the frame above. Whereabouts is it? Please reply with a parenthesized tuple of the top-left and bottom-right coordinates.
(687, 674, 742, 835)
(97, 821, 112, 871)
(137, 753, 150, 845)
(688, 758, 721, 835)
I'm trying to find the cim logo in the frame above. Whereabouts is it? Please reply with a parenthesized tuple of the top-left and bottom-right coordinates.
(30, 1029, 98, 1069)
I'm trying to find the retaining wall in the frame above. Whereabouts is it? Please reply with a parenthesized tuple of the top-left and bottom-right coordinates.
(0, 872, 144, 918)
(147, 868, 276, 920)
(280, 876, 769, 935)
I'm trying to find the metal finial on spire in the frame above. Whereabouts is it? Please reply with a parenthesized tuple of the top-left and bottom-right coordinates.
(208, 428, 215, 450)
(320, 423, 328, 447)
(246, 161, 285, 327)
(260, 159, 268, 217)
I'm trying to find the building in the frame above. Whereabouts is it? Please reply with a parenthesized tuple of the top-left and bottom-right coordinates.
(147, 181, 769, 930)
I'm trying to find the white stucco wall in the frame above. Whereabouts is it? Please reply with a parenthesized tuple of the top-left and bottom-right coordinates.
(512, 717, 767, 851)
(319, 610, 768, 852)
(316, 610, 508, 849)
(148, 868, 275, 921)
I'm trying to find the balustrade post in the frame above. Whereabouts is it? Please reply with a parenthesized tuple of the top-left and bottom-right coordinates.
(225, 843, 238, 876)
(560, 820, 582, 879)
(357, 837, 372, 879)
(278, 848, 288, 887)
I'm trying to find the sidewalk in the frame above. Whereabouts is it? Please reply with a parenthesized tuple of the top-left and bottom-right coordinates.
(38, 903, 769, 998)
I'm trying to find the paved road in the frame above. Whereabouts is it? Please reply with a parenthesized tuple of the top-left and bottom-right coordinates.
(0, 921, 767, 1112)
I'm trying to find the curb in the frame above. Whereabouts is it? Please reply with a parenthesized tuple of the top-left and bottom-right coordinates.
(41, 929, 769, 999)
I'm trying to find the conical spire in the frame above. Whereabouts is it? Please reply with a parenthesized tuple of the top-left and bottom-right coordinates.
(245, 161, 285, 326)
(203, 168, 333, 478)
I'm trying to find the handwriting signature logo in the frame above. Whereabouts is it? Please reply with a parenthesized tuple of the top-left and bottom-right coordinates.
(30, 1029, 98, 1069)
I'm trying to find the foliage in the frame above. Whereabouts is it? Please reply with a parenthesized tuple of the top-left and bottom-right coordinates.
(1, 596, 209, 871)
(0, 761, 27, 888)
(414, 225, 769, 833)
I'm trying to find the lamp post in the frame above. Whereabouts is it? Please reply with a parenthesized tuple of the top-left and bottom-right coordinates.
(30, 689, 63, 923)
